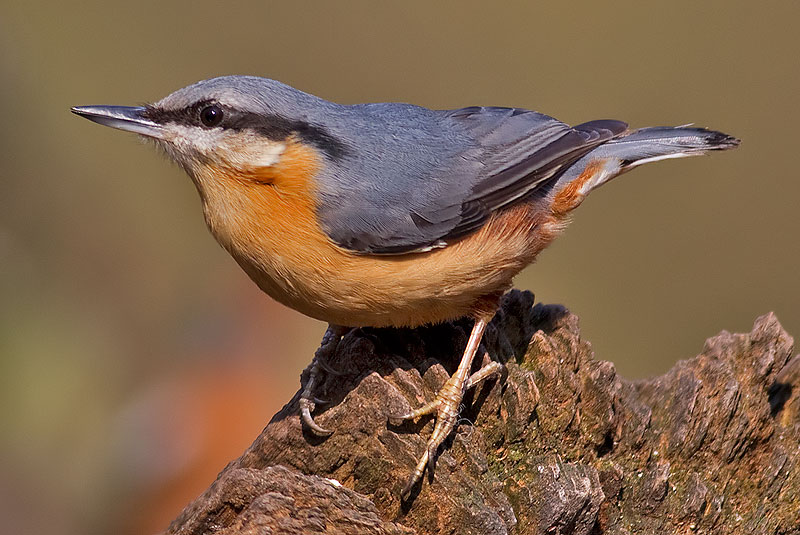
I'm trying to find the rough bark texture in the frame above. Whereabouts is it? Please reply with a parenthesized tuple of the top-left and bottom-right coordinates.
(167, 291, 800, 535)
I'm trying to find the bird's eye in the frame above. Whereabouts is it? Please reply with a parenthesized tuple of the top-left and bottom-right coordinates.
(200, 104, 223, 127)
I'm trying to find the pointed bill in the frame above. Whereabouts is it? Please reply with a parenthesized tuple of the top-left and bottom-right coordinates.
(71, 105, 164, 139)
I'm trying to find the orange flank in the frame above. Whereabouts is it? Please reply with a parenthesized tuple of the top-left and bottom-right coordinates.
(551, 159, 606, 215)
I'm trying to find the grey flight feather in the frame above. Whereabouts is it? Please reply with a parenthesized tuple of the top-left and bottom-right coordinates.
(549, 125, 741, 198)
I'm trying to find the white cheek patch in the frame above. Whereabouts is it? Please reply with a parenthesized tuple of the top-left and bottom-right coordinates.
(250, 142, 286, 167)
(161, 125, 286, 170)
(163, 124, 227, 154)
(221, 133, 286, 169)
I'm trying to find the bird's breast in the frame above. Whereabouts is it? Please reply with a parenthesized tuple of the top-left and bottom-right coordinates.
(191, 139, 561, 328)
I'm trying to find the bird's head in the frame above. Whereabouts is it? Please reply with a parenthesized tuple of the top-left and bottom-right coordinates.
(71, 76, 347, 195)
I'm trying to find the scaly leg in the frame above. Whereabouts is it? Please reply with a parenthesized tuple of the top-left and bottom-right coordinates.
(300, 324, 348, 436)
(390, 315, 502, 499)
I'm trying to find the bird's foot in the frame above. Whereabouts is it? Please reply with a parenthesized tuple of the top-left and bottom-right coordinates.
(300, 324, 348, 436)
(390, 358, 503, 500)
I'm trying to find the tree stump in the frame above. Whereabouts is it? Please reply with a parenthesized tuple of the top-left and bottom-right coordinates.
(166, 290, 799, 534)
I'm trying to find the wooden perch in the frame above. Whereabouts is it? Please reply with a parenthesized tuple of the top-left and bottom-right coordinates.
(166, 291, 799, 535)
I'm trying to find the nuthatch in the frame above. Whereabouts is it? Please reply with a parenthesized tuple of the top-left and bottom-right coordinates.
(72, 76, 739, 498)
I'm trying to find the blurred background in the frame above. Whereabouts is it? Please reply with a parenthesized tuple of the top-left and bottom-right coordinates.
(1, 2, 797, 534)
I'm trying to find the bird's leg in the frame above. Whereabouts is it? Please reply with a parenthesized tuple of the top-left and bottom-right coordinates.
(391, 314, 501, 499)
(300, 324, 348, 436)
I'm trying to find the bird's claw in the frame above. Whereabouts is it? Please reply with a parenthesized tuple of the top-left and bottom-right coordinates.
(316, 357, 345, 376)
(300, 396, 333, 436)
(298, 325, 348, 437)
(395, 359, 503, 500)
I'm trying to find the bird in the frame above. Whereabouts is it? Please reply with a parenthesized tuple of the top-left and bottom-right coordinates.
(72, 75, 739, 498)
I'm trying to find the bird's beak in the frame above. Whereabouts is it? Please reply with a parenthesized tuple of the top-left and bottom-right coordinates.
(71, 105, 165, 139)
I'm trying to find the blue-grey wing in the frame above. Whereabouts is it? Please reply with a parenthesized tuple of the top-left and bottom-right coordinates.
(317, 104, 627, 254)
(441, 107, 627, 242)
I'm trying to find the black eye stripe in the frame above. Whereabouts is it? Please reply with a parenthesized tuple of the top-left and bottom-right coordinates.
(142, 99, 218, 126)
(141, 102, 348, 160)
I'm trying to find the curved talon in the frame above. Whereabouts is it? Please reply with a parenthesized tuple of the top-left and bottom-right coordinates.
(300, 397, 333, 436)
(389, 397, 439, 426)
(298, 324, 348, 437)
(388, 412, 412, 427)
(401, 447, 430, 500)
(316, 357, 345, 376)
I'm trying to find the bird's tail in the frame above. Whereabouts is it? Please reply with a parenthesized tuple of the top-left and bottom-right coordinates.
(548, 125, 739, 213)
(608, 125, 740, 172)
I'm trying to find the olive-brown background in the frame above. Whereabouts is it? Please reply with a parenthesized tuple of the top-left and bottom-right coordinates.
(2, 2, 797, 534)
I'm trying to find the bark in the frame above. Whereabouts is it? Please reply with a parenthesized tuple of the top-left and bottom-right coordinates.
(166, 290, 800, 535)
